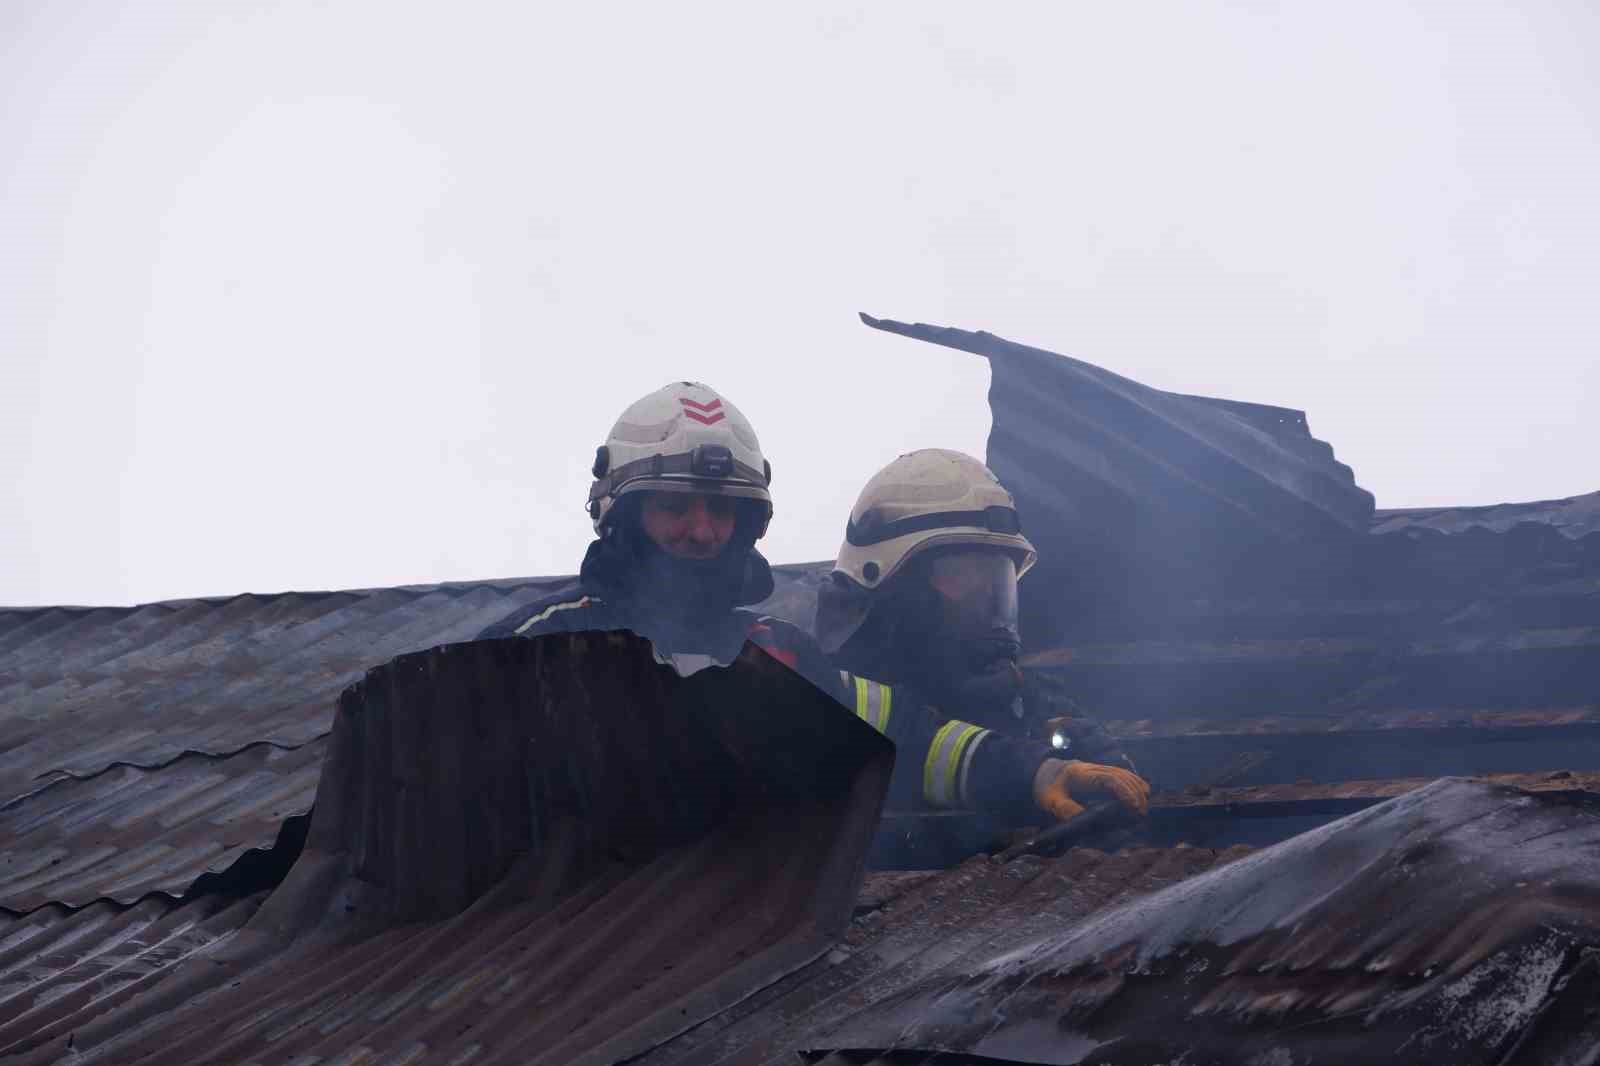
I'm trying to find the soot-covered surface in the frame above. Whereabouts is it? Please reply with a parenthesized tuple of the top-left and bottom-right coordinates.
(812, 778, 1600, 1065)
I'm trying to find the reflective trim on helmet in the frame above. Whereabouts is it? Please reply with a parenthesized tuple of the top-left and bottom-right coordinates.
(846, 505, 1022, 548)
(923, 720, 988, 808)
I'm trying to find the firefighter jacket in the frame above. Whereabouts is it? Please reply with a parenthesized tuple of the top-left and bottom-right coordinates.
(835, 672, 1053, 819)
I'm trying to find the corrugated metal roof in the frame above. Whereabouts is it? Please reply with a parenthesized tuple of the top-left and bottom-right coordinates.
(0, 569, 828, 914)
(0, 844, 1242, 1065)
(860, 312, 1377, 649)
(0, 581, 563, 786)
(1374, 489, 1600, 539)
(5, 633, 896, 1066)
(0, 892, 262, 1056)
(0, 742, 322, 910)
(0, 579, 566, 913)
(859, 314, 1374, 540)
(5, 316, 1599, 1061)
(17, 780, 1597, 1064)
(811, 779, 1600, 1065)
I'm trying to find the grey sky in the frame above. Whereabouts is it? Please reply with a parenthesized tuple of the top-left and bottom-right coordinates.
(4, 2, 1597, 607)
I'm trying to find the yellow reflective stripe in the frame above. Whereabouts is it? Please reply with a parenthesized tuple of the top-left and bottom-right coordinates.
(845, 675, 894, 736)
(959, 729, 988, 803)
(513, 596, 591, 635)
(923, 720, 987, 808)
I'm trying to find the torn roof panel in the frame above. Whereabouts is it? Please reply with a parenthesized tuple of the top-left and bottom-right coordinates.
(809, 779, 1600, 1066)
(1373, 489, 1600, 539)
(859, 313, 1375, 540)
(0, 569, 831, 913)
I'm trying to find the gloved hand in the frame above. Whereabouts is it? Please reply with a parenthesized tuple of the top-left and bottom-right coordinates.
(1032, 758, 1151, 822)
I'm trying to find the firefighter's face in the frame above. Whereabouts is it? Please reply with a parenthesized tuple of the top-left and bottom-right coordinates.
(640, 491, 738, 559)
(923, 550, 1022, 669)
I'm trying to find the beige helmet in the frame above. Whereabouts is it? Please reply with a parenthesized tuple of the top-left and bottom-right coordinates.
(833, 449, 1036, 590)
(587, 382, 772, 534)
(817, 449, 1035, 655)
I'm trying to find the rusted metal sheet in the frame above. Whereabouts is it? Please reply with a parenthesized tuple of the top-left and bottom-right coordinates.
(0, 579, 574, 913)
(0, 570, 832, 914)
(636, 845, 1247, 1065)
(0, 581, 563, 789)
(0, 742, 322, 910)
(7, 632, 893, 1066)
(0, 583, 553, 789)
(0, 892, 262, 1056)
(811, 779, 1600, 1065)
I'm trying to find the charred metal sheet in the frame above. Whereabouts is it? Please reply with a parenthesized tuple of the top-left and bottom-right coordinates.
(861, 313, 1374, 646)
(860, 313, 1372, 539)
(1155, 768, 1600, 808)
(812, 779, 1600, 1065)
(1374, 489, 1600, 539)
(1115, 719, 1600, 796)
(0, 741, 322, 911)
(9, 632, 892, 1066)
(635, 845, 1247, 1065)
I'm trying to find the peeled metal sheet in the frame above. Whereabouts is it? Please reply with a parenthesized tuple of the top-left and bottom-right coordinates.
(860, 313, 1375, 646)
(859, 313, 1373, 540)
(10, 631, 892, 1065)
(810, 778, 1600, 1065)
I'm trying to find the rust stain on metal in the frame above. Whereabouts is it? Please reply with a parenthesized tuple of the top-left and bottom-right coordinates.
(4, 632, 892, 1066)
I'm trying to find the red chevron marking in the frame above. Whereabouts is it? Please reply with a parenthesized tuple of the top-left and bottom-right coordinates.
(683, 409, 726, 425)
(679, 397, 724, 414)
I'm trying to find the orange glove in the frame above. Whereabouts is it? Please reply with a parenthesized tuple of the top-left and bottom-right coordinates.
(1032, 758, 1151, 822)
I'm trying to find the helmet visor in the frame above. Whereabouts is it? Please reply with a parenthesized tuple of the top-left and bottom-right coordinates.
(926, 550, 1020, 645)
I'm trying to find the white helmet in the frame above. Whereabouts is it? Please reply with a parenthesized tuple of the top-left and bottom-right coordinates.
(833, 449, 1036, 589)
(818, 449, 1036, 654)
(587, 382, 772, 534)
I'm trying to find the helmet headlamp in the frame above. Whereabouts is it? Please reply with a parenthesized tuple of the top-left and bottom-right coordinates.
(690, 444, 735, 479)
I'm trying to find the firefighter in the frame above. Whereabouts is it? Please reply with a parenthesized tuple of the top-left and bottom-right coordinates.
(477, 381, 831, 681)
(816, 449, 1150, 824)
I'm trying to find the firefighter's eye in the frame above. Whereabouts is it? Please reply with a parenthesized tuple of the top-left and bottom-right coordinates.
(649, 494, 692, 515)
